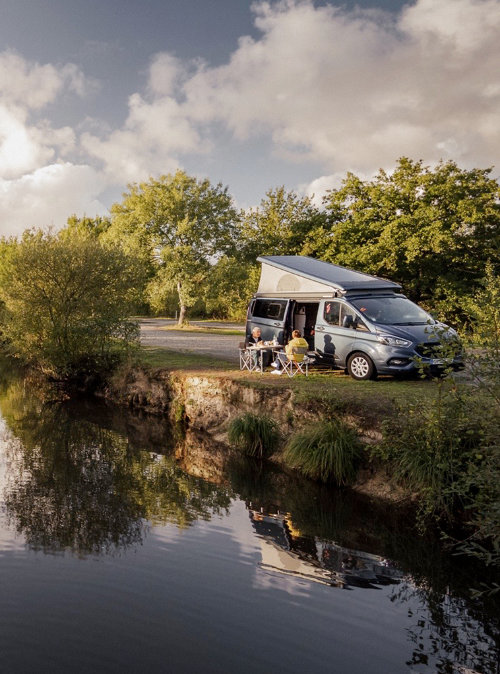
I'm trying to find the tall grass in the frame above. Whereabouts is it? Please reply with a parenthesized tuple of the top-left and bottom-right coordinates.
(284, 420, 362, 485)
(381, 390, 489, 522)
(228, 413, 281, 459)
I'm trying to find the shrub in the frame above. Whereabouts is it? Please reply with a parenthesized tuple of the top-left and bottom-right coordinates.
(284, 420, 362, 485)
(227, 413, 281, 459)
(381, 387, 490, 523)
(0, 229, 141, 378)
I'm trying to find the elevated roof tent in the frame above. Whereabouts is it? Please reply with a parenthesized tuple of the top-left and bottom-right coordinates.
(256, 255, 401, 298)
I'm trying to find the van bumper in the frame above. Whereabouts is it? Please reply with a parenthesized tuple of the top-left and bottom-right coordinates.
(373, 349, 464, 376)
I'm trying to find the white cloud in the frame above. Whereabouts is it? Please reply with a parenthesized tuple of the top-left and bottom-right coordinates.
(399, 0, 500, 54)
(0, 163, 107, 237)
(180, 0, 500, 173)
(81, 56, 204, 183)
(0, 50, 88, 109)
(0, 51, 85, 181)
(84, 0, 500, 186)
(0, 51, 100, 236)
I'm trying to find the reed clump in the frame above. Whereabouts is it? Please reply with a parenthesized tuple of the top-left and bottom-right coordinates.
(228, 413, 281, 459)
(284, 420, 362, 485)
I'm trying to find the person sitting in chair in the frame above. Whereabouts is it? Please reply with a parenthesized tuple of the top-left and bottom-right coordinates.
(247, 326, 263, 347)
(246, 326, 264, 368)
(272, 330, 309, 373)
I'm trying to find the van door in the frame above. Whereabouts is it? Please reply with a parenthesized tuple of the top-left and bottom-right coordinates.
(314, 300, 370, 366)
(247, 298, 293, 344)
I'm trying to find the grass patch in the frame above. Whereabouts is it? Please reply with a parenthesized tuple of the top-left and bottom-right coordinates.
(284, 420, 363, 485)
(162, 325, 245, 336)
(136, 346, 234, 371)
(134, 345, 446, 428)
(236, 371, 437, 428)
(228, 413, 282, 458)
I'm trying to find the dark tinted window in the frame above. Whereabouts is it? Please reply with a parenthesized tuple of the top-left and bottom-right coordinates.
(350, 296, 431, 325)
(253, 299, 287, 321)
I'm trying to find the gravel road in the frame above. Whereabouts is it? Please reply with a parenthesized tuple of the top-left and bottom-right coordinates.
(139, 319, 244, 364)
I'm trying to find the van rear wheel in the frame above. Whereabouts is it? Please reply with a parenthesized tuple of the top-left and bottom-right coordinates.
(347, 352, 376, 380)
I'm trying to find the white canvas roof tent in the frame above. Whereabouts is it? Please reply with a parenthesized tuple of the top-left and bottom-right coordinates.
(256, 255, 401, 299)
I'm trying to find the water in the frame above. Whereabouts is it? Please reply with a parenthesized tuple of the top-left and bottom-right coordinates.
(0, 369, 498, 673)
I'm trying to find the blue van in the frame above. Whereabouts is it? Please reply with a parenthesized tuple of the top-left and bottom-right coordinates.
(246, 256, 462, 379)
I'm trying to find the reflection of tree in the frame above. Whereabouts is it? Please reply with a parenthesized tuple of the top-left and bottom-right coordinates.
(391, 582, 500, 674)
(0, 375, 232, 555)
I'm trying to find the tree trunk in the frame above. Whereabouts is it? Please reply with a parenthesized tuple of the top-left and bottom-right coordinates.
(177, 303, 187, 326)
(177, 281, 187, 326)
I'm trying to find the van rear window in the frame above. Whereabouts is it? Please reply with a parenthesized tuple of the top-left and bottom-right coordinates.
(253, 299, 287, 321)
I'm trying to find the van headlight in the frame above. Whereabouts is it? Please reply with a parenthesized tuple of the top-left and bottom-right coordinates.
(377, 334, 412, 347)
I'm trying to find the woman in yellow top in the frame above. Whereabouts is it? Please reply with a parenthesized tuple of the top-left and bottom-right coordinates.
(272, 330, 309, 373)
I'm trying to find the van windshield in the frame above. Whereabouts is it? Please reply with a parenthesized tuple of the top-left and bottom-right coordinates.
(350, 296, 432, 326)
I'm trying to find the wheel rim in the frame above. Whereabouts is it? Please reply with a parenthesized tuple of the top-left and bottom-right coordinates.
(351, 356, 370, 378)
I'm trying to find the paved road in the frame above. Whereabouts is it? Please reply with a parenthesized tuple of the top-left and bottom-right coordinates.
(139, 319, 244, 364)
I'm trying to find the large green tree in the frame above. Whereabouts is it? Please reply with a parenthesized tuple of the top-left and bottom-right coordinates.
(0, 229, 141, 377)
(240, 186, 325, 262)
(201, 187, 325, 320)
(108, 170, 238, 325)
(303, 158, 500, 323)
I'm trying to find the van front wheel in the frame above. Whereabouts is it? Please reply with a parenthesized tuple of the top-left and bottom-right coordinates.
(347, 352, 376, 380)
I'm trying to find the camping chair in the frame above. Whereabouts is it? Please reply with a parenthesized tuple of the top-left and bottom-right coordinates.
(281, 346, 309, 377)
(239, 342, 260, 372)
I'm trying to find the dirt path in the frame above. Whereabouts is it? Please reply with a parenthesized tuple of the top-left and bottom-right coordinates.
(139, 319, 244, 364)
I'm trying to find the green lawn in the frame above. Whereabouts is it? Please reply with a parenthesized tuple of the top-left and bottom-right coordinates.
(137, 347, 235, 370)
(161, 325, 245, 336)
(135, 345, 439, 425)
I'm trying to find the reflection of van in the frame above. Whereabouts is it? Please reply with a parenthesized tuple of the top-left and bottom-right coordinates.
(246, 256, 462, 379)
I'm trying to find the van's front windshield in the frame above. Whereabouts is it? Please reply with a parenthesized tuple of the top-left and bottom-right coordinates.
(350, 296, 432, 326)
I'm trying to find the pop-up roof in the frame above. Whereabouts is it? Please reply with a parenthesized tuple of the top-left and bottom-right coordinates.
(256, 255, 401, 297)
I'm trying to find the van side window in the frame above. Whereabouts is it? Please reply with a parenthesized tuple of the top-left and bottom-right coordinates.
(253, 299, 287, 321)
(340, 305, 369, 331)
(325, 301, 369, 331)
(324, 301, 341, 325)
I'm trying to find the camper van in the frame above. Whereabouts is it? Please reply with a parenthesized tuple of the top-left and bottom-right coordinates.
(246, 256, 462, 380)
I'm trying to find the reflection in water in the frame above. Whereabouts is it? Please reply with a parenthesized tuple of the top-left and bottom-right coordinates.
(0, 364, 498, 673)
(1, 378, 232, 555)
(248, 507, 402, 589)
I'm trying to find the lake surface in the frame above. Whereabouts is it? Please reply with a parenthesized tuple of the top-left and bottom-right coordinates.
(0, 368, 498, 673)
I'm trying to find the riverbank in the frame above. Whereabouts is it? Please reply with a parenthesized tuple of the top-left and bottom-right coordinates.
(1, 347, 497, 593)
(102, 349, 439, 502)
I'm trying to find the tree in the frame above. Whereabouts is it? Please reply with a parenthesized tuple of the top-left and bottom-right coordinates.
(204, 256, 260, 320)
(63, 214, 112, 238)
(239, 186, 325, 262)
(108, 170, 238, 325)
(0, 229, 141, 378)
(304, 159, 500, 324)
(202, 187, 325, 320)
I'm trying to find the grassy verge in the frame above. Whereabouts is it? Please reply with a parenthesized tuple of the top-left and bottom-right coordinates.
(135, 345, 437, 425)
(136, 346, 235, 371)
(161, 326, 245, 335)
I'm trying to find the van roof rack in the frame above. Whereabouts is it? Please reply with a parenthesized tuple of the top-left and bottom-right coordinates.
(256, 255, 401, 295)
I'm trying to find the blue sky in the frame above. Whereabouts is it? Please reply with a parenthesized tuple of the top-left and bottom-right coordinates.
(0, 0, 498, 235)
